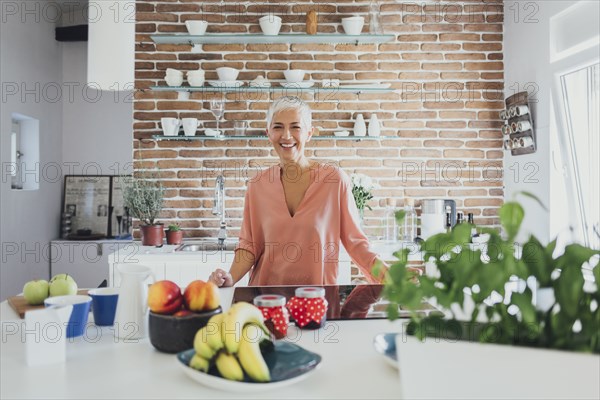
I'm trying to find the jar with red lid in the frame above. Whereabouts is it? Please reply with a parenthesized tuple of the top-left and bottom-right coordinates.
(253, 295, 289, 339)
(286, 287, 328, 330)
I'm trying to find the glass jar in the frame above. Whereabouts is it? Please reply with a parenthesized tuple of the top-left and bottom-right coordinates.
(286, 287, 328, 330)
(253, 295, 289, 339)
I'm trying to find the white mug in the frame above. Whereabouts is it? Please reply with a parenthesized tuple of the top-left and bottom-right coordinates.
(182, 118, 201, 136)
(161, 117, 180, 136)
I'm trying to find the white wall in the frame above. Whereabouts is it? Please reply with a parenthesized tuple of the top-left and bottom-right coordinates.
(504, 0, 578, 244)
(0, 5, 133, 301)
(0, 10, 64, 300)
(61, 41, 133, 176)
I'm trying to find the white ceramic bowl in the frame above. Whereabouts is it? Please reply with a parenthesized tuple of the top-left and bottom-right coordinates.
(216, 67, 239, 82)
(334, 130, 350, 137)
(283, 69, 305, 83)
(165, 75, 184, 87)
(185, 20, 208, 35)
(341, 16, 365, 35)
(259, 15, 282, 35)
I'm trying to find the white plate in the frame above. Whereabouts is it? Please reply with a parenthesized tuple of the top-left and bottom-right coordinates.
(339, 83, 391, 89)
(249, 82, 271, 88)
(280, 81, 315, 89)
(177, 343, 322, 393)
(204, 129, 222, 137)
(208, 80, 244, 88)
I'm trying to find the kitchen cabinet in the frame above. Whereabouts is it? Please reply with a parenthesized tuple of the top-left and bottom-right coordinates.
(107, 244, 352, 288)
(50, 240, 133, 288)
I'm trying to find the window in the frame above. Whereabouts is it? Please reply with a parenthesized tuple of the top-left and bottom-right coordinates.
(559, 63, 600, 249)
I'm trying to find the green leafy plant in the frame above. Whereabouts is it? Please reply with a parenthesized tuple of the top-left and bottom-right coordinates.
(376, 195, 600, 353)
(121, 175, 164, 226)
(350, 173, 376, 212)
(167, 224, 180, 231)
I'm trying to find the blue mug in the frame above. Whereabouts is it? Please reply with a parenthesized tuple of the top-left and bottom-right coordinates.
(44, 295, 92, 338)
(88, 288, 119, 326)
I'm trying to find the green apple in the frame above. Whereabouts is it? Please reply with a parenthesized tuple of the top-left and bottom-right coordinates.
(23, 280, 50, 305)
(49, 274, 78, 296)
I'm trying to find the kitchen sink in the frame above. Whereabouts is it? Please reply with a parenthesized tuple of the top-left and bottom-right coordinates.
(175, 238, 238, 252)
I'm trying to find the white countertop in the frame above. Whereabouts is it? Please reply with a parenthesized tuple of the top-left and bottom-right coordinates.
(0, 288, 406, 399)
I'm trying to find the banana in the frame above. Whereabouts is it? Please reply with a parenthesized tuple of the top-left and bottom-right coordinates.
(238, 324, 271, 382)
(215, 352, 244, 381)
(205, 313, 225, 351)
(222, 302, 270, 354)
(188, 353, 210, 373)
(194, 326, 217, 359)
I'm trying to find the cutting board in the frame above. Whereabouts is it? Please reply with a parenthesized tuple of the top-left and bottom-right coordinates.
(8, 290, 89, 318)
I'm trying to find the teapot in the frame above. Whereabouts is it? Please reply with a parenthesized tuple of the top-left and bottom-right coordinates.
(113, 264, 155, 340)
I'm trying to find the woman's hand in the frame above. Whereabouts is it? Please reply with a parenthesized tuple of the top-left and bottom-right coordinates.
(208, 268, 234, 287)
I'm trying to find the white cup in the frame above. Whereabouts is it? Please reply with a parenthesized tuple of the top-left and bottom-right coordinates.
(161, 118, 180, 136)
(216, 67, 239, 82)
(187, 70, 205, 87)
(284, 69, 305, 83)
(342, 16, 365, 35)
(259, 15, 282, 35)
(165, 74, 183, 87)
(182, 118, 201, 136)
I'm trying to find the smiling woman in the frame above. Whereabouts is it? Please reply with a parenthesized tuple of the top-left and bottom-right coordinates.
(209, 97, 391, 287)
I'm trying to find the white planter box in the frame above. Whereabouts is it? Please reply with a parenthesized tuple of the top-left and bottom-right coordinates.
(396, 335, 600, 399)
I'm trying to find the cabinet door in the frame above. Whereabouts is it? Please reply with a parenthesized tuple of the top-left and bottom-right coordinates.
(164, 252, 249, 287)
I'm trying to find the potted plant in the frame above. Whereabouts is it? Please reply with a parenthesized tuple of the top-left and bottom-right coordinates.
(350, 173, 377, 226)
(166, 224, 183, 245)
(122, 175, 165, 246)
(375, 193, 600, 398)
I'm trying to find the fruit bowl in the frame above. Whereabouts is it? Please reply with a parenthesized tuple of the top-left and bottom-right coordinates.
(149, 307, 222, 354)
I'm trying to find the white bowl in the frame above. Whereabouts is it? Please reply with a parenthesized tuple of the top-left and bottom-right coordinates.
(283, 69, 305, 83)
(185, 20, 208, 35)
(259, 15, 282, 35)
(341, 16, 365, 35)
(216, 67, 239, 82)
(165, 75, 184, 87)
(334, 130, 350, 137)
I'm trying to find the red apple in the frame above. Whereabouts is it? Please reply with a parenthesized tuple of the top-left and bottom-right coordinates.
(148, 280, 183, 314)
(173, 309, 193, 317)
(183, 280, 220, 312)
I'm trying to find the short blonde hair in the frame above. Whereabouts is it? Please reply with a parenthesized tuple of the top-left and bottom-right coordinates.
(266, 96, 312, 131)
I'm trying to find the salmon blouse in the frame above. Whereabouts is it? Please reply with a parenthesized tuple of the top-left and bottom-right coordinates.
(235, 163, 379, 286)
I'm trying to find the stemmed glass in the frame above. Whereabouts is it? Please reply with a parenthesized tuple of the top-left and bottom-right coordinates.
(210, 99, 225, 136)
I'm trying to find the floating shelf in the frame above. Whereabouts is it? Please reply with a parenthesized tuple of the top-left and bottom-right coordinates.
(151, 135, 386, 141)
(150, 33, 396, 45)
(150, 85, 395, 94)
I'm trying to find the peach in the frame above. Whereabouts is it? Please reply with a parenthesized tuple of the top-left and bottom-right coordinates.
(183, 280, 220, 312)
(148, 280, 183, 315)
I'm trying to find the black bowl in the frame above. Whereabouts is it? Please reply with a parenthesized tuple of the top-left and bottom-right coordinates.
(149, 307, 222, 354)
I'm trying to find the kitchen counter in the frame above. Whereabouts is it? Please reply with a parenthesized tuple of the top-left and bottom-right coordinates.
(0, 288, 406, 399)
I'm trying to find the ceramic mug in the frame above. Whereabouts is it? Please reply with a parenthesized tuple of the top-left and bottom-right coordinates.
(182, 118, 201, 136)
(88, 288, 119, 326)
(161, 118, 180, 136)
(44, 295, 92, 338)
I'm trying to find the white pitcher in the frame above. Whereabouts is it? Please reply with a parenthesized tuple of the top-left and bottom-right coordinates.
(113, 264, 155, 340)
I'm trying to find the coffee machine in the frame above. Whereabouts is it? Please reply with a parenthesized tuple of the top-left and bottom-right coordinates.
(419, 199, 457, 239)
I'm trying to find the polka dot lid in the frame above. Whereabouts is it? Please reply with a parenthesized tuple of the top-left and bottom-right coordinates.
(253, 294, 286, 307)
(295, 287, 326, 299)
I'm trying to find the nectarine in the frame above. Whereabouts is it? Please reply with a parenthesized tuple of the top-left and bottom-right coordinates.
(183, 280, 220, 312)
(148, 280, 183, 315)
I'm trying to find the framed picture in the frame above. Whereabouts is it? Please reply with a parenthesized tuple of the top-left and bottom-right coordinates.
(63, 176, 112, 238)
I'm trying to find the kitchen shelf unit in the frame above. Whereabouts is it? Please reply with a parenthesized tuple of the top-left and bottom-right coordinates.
(150, 33, 396, 46)
(151, 135, 386, 141)
(149, 85, 395, 95)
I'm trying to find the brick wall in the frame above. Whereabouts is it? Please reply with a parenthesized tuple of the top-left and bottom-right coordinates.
(134, 0, 504, 239)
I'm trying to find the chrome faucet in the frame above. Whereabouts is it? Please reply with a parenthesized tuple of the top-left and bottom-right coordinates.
(212, 174, 227, 248)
